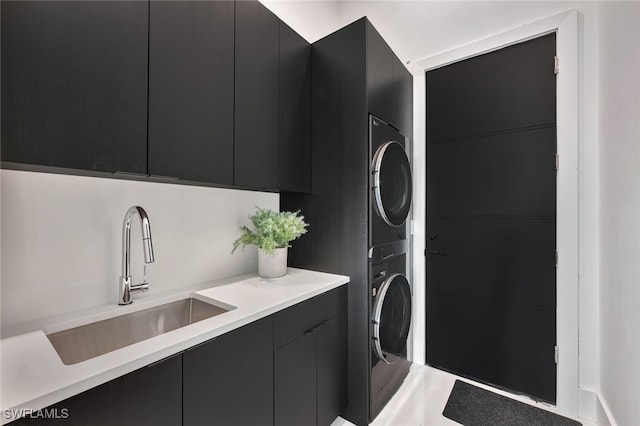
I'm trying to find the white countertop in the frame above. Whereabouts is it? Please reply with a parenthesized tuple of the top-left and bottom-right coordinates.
(0, 268, 349, 423)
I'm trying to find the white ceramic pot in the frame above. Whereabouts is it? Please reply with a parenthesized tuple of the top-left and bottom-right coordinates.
(258, 247, 288, 278)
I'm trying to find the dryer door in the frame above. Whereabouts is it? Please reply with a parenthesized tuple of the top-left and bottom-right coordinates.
(372, 273, 412, 364)
(372, 141, 412, 227)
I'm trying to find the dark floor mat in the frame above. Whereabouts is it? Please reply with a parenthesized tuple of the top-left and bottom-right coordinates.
(443, 380, 582, 426)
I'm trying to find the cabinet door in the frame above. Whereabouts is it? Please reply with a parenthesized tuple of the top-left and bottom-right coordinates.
(317, 313, 348, 426)
(148, 1, 234, 184)
(13, 354, 182, 426)
(366, 22, 394, 124)
(392, 56, 413, 137)
(234, 0, 279, 190)
(183, 316, 274, 426)
(274, 331, 317, 426)
(1, 1, 147, 174)
(279, 22, 311, 193)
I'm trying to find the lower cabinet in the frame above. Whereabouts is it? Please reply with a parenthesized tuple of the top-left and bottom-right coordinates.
(274, 287, 348, 426)
(13, 353, 182, 426)
(183, 316, 274, 426)
(10, 286, 346, 426)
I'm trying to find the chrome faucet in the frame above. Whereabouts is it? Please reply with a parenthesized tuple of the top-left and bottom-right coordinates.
(118, 206, 154, 305)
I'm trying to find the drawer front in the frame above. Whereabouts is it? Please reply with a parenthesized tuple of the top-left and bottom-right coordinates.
(274, 285, 347, 349)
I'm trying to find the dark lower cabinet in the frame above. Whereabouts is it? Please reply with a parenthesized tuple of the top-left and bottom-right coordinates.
(148, 0, 235, 185)
(275, 331, 317, 426)
(274, 287, 348, 426)
(1, 1, 148, 174)
(183, 316, 274, 426)
(13, 354, 182, 426)
(316, 313, 348, 426)
(9, 287, 346, 425)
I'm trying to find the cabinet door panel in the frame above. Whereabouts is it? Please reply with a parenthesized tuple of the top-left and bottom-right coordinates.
(392, 56, 413, 137)
(279, 22, 311, 193)
(366, 23, 394, 123)
(148, 0, 234, 184)
(274, 331, 317, 426)
(234, 0, 279, 190)
(184, 316, 274, 426)
(13, 354, 182, 426)
(317, 313, 348, 426)
(1, 1, 148, 174)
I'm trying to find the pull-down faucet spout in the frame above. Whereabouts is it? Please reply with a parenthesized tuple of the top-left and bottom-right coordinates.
(119, 206, 154, 305)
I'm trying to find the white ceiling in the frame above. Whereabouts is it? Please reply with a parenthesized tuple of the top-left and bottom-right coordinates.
(262, 1, 596, 64)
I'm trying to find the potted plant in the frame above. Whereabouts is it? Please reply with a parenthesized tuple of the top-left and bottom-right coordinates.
(232, 207, 308, 278)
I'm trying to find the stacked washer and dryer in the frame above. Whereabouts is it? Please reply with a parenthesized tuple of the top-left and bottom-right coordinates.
(368, 115, 413, 420)
(281, 17, 414, 425)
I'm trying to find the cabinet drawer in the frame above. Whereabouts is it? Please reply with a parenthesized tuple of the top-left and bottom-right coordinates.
(274, 285, 347, 349)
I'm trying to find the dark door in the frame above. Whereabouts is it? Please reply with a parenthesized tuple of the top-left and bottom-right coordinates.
(1, 1, 148, 174)
(426, 33, 557, 403)
(234, 0, 279, 190)
(148, 0, 234, 184)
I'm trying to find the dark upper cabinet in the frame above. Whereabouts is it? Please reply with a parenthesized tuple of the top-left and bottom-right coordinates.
(234, 0, 280, 190)
(365, 21, 413, 137)
(392, 56, 413, 138)
(13, 353, 182, 426)
(366, 24, 394, 124)
(279, 22, 312, 193)
(183, 316, 274, 426)
(148, 1, 234, 184)
(1, 1, 148, 174)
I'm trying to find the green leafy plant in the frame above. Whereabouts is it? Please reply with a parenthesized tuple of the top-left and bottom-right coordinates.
(232, 208, 309, 255)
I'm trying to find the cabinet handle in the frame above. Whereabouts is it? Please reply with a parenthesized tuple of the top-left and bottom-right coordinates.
(149, 175, 179, 181)
(304, 320, 328, 335)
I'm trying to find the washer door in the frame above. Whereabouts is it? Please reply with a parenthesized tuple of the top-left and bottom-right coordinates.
(372, 273, 412, 364)
(372, 141, 412, 227)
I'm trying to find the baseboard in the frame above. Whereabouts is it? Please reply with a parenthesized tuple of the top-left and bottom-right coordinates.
(578, 388, 597, 421)
(596, 393, 617, 426)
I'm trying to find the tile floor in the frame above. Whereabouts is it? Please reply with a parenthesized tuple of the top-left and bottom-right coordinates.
(332, 365, 596, 426)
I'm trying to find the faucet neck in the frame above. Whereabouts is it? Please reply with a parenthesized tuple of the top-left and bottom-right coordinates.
(119, 206, 154, 305)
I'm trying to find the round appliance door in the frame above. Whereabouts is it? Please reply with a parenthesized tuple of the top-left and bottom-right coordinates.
(372, 273, 412, 364)
(372, 141, 412, 227)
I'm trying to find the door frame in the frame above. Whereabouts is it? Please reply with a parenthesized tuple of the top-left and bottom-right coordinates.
(411, 10, 579, 416)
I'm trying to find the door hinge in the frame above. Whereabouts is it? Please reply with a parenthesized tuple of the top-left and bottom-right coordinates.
(554, 345, 559, 364)
(554, 56, 559, 74)
(555, 250, 559, 266)
(555, 153, 559, 170)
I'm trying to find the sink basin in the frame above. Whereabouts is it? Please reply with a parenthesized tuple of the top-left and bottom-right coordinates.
(46, 297, 230, 365)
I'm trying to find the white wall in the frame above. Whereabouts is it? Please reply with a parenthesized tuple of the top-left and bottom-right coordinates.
(0, 170, 278, 329)
(598, 2, 640, 425)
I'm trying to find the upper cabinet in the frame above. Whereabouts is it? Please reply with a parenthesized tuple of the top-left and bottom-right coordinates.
(1, 1, 148, 174)
(365, 22, 413, 137)
(234, 0, 280, 191)
(148, 1, 234, 185)
(392, 56, 413, 139)
(2, 0, 312, 193)
(279, 22, 312, 193)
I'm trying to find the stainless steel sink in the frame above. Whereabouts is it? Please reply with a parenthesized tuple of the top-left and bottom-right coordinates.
(46, 297, 230, 365)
